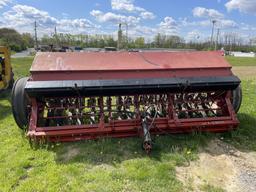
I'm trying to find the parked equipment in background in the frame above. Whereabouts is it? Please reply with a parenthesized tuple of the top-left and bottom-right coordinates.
(11, 51, 242, 153)
(0, 46, 14, 91)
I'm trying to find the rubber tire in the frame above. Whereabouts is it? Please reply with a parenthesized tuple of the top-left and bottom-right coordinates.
(11, 77, 29, 129)
(232, 85, 242, 114)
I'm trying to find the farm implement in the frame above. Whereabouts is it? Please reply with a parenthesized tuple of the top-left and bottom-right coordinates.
(11, 51, 242, 153)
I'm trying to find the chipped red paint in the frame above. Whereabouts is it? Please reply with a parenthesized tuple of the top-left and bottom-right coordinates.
(30, 51, 232, 81)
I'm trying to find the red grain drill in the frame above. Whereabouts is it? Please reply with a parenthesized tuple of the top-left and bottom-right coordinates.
(11, 51, 242, 153)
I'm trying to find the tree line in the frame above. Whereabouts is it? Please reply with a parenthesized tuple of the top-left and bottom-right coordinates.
(0, 28, 34, 52)
(0, 27, 255, 52)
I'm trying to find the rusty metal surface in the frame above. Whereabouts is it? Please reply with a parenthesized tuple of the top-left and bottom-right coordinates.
(31, 51, 231, 72)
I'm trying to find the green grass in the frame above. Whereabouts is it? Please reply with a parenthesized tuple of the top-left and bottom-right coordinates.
(0, 57, 255, 191)
(223, 79, 256, 150)
(11, 57, 34, 79)
(225, 56, 256, 66)
(200, 184, 225, 192)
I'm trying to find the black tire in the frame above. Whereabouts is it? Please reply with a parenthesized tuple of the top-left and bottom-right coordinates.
(232, 85, 242, 113)
(11, 77, 29, 129)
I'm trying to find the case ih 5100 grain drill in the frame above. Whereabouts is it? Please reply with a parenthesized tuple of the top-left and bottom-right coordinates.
(11, 51, 242, 153)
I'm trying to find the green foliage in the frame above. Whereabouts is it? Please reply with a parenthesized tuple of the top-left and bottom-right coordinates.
(153, 33, 184, 48)
(41, 34, 118, 49)
(134, 37, 145, 48)
(11, 57, 34, 79)
(21, 33, 34, 48)
(0, 27, 256, 52)
(225, 56, 256, 66)
(200, 184, 225, 192)
(0, 28, 34, 52)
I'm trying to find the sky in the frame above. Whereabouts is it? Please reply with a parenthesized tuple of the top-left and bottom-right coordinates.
(0, 0, 256, 42)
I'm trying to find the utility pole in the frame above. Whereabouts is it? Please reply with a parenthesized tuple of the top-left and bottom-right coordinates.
(117, 23, 129, 50)
(34, 21, 39, 51)
(54, 26, 58, 47)
(210, 20, 217, 48)
(117, 23, 123, 50)
(124, 23, 128, 50)
(215, 28, 220, 50)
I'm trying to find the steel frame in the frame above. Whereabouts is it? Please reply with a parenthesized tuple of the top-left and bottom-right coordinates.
(27, 91, 239, 142)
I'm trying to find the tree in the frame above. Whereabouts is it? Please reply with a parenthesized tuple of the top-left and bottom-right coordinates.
(105, 36, 116, 47)
(0, 28, 25, 51)
(41, 34, 54, 45)
(134, 37, 145, 48)
(154, 33, 162, 48)
(153, 34, 184, 48)
(21, 33, 34, 48)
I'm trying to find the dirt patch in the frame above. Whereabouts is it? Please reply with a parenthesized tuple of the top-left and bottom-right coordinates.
(232, 66, 256, 79)
(176, 139, 256, 192)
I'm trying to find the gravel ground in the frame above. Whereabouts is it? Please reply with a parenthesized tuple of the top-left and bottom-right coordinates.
(176, 139, 256, 192)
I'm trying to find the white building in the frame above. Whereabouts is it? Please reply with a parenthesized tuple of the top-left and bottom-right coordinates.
(230, 52, 255, 58)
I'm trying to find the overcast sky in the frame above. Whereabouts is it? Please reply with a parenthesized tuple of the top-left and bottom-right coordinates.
(0, 0, 255, 41)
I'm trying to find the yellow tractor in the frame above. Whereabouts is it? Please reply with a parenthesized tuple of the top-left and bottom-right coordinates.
(0, 46, 14, 91)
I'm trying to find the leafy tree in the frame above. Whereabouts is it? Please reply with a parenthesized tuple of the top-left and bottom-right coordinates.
(0, 27, 254, 52)
(154, 33, 161, 48)
(0, 28, 25, 51)
(21, 33, 34, 48)
(134, 37, 145, 48)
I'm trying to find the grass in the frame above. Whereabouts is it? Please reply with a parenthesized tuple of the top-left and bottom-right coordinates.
(11, 57, 34, 79)
(200, 184, 225, 192)
(225, 56, 256, 66)
(223, 79, 256, 150)
(0, 57, 255, 191)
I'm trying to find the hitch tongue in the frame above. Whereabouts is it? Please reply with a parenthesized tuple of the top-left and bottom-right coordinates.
(142, 116, 152, 154)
